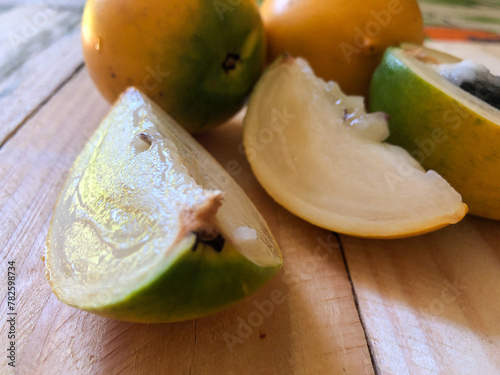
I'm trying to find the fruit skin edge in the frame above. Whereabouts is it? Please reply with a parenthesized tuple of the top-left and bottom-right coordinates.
(47, 233, 281, 324)
(370, 47, 500, 221)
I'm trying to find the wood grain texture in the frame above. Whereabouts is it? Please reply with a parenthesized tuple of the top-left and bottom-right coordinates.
(341, 217, 500, 375)
(0, 69, 373, 374)
(341, 41, 500, 375)
(0, 6, 81, 79)
(0, 6, 83, 145)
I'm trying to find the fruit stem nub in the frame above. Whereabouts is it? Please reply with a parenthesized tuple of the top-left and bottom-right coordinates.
(190, 232, 225, 253)
(222, 53, 240, 73)
(178, 190, 224, 252)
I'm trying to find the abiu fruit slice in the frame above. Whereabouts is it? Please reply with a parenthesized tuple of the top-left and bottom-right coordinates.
(45, 88, 282, 323)
(244, 57, 467, 238)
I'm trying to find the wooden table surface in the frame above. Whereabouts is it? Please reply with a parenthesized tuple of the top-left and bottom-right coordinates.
(1, 2, 499, 375)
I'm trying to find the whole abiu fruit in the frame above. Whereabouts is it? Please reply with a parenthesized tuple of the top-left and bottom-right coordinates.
(82, 0, 266, 133)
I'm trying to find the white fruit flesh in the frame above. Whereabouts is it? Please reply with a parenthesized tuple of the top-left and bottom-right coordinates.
(46, 88, 281, 309)
(244, 57, 467, 238)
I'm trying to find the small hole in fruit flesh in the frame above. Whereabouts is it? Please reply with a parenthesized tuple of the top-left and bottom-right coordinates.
(131, 133, 153, 154)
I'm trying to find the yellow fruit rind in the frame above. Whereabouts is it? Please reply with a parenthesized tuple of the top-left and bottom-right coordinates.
(370, 47, 500, 220)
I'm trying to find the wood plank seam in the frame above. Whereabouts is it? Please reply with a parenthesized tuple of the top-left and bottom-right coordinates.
(336, 232, 381, 375)
(0, 62, 84, 150)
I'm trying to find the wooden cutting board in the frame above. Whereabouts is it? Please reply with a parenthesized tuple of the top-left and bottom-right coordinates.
(0, 4, 499, 374)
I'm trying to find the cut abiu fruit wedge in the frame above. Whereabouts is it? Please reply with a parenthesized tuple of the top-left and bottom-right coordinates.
(45, 88, 282, 323)
(370, 44, 500, 220)
(243, 56, 467, 238)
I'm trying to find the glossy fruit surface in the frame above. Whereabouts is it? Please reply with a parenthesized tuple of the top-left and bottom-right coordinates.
(82, 0, 266, 132)
(45, 88, 282, 323)
(261, 0, 424, 96)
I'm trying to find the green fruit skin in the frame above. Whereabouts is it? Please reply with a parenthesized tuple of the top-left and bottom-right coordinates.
(84, 236, 281, 323)
(158, 0, 266, 132)
(370, 47, 500, 220)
